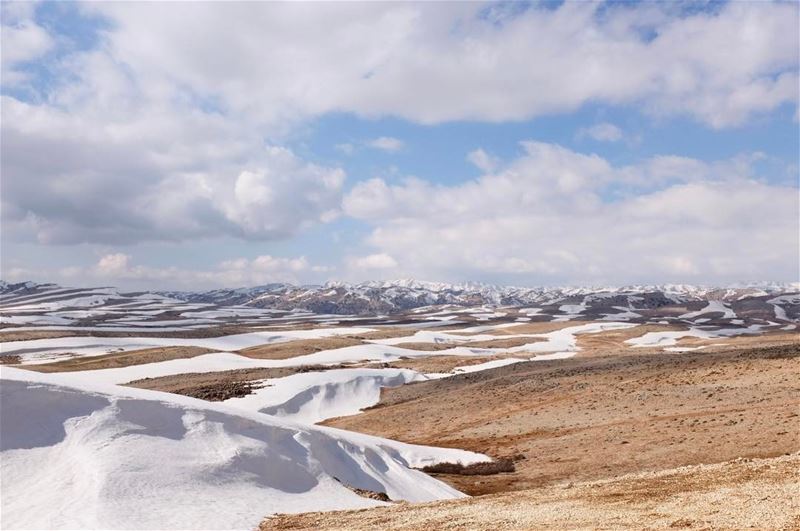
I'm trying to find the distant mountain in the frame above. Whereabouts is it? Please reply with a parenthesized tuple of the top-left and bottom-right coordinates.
(2, 279, 798, 318)
(2, 279, 798, 330)
(156, 279, 800, 316)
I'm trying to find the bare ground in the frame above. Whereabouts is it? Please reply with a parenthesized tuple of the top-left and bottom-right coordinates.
(264, 452, 800, 530)
(19, 346, 216, 372)
(237, 337, 367, 359)
(385, 355, 504, 373)
(125, 364, 350, 399)
(323, 344, 800, 496)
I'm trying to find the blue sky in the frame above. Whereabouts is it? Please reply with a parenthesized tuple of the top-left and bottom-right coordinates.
(1, 1, 798, 289)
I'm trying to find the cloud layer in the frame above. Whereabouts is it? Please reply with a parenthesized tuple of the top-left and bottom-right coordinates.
(344, 142, 798, 284)
(1, 1, 798, 287)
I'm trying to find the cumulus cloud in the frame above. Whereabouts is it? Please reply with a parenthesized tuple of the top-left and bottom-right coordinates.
(367, 137, 404, 152)
(0, 91, 345, 244)
(75, 1, 798, 128)
(95, 253, 132, 277)
(577, 123, 623, 142)
(45, 253, 328, 290)
(348, 253, 399, 270)
(344, 142, 799, 284)
(1, 2, 798, 286)
(0, 2, 52, 86)
(467, 148, 498, 173)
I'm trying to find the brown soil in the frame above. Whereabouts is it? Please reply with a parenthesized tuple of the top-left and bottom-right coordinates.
(0, 326, 274, 342)
(444, 321, 583, 336)
(574, 323, 683, 357)
(238, 337, 367, 359)
(0, 354, 22, 365)
(0, 330, 83, 342)
(576, 327, 799, 358)
(125, 364, 348, 398)
(461, 337, 546, 349)
(385, 355, 501, 373)
(390, 337, 548, 351)
(333, 480, 392, 502)
(419, 459, 516, 476)
(264, 453, 800, 530)
(20, 346, 216, 372)
(323, 344, 800, 496)
(236, 328, 422, 360)
(8, 328, 418, 371)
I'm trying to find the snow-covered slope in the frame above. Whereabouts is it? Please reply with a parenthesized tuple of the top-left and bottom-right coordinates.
(0, 367, 487, 530)
(154, 279, 800, 315)
(2, 279, 798, 322)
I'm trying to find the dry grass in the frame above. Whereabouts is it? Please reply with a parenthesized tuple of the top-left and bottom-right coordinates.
(445, 320, 581, 336)
(420, 459, 516, 476)
(237, 329, 419, 360)
(324, 344, 800, 496)
(385, 355, 499, 373)
(20, 346, 216, 372)
(238, 337, 366, 359)
(263, 453, 800, 530)
(125, 364, 347, 397)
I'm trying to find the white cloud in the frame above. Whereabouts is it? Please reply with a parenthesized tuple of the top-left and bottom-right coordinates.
(95, 253, 132, 276)
(1, 1, 798, 285)
(367, 136, 404, 152)
(348, 253, 398, 270)
(344, 142, 798, 284)
(1, 92, 345, 244)
(63, 253, 327, 289)
(577, 123, 623, 142)
(0, 3, 53, 86)
(72, 1, 799, 128)
(467, 148, 498, 173)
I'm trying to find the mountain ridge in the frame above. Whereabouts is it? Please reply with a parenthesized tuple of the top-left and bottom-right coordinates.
(2, 279, 798, 316)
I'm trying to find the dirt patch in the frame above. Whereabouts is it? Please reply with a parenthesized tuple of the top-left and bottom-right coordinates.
(179, 380, 264, 401)
(420, 458, 516, 476)
(237, 329, 418, 360)
(385, 355, 499, 373)
(332, 478, 392, 502)
(20, 346, 216, 372)
(0, 330, 82, 342)
(576, 326, 799, 358)
(0, 354, 22, 365)
(0, 325, 264, 342)
(574, 323, 682, 357)
(125, 364, 348, 399)
(462, 337, 545, 349)
(389, 336, 548, 351)
(445, 320, 582, 336)
(323, 343, 800, 496)
(263, 453, 800, 530)
(238, 337, 366, 359)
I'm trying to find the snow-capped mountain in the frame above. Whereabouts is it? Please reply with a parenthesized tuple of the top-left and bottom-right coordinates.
(156, 279, 799, 315)
(2, 279, 798, 320)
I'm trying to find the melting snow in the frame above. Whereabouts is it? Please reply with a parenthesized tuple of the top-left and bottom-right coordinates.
(0, 367, 486, 530)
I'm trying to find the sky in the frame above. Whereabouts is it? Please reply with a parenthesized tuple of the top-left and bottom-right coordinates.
(1, 0, 798, 290)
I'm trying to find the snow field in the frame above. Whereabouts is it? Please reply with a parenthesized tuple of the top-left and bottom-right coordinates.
(0, 367, 488, 530)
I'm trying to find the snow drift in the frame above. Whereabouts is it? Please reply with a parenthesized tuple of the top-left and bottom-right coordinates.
(225, 368, 423, 424)
(0, 367, 487, 530)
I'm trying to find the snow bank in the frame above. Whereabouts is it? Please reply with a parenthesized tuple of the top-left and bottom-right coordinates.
(226, 368, 422, 424)
(1, 327, 376, 364)
(0, 367, 487, 530)
(679, 301, 736, 320)
(625, 325, 763, 348)
(451, 358, 526, 374)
